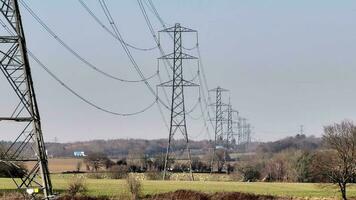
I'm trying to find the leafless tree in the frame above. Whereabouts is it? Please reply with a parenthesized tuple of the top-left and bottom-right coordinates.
(84, 152, 111, 172)
(321, 120, 356, 200)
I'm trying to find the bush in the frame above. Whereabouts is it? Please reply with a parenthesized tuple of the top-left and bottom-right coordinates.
(0, 162, 27, 178)
(67, 177, 87, 196)
(0, 193, 24, 200)
(145, 170, 163, 180)
(86, 172, 105, 179)
(108, 165, 128, 179)
(126, 175, 142, 200)
(239, 166, 261, 182)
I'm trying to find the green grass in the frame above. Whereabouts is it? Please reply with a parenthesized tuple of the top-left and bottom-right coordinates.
(1, 175, 356, 199)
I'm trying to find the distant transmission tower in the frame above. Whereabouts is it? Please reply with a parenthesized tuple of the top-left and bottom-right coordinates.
(158, 23, 198, 180)
(246, 123, 251, 149)
(300, 125, 304, 135)
(241, 118, 248, 151)
(237, 117, 243, 145)
(0, 0, 53, 199)
(209, 86, 228, 172)
(225, 101, 238, 150)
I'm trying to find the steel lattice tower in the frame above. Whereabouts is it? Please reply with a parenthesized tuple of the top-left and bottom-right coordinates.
(0, 0, 53, 198)
(224, 101, 238, 150)
(158, 23, 198, 181)
(237, 117, 242, 145)
(209, 86, 228, 172)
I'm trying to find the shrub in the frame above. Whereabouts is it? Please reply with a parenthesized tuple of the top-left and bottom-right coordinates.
(67, 177, 87, 196)
(145, 170, 163, 180)
(239, 166, 261, 182)
(0, 192, 24, 200)
(86, 172, 105, 179)
(126, 175, 142, 200)
(108, 165, 128, 179)
(0, 162, 27, 178)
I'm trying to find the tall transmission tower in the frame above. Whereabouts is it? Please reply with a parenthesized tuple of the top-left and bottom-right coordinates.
(223, 98, 238, 148)
(299, 125, 304, 135)
(222, 101, 238, 172)
(239, 118, 252, 151)
(225, 102, 238, 149)
(158, 23, 198, 181)
(209, 86, 228, 172)
(246, 123, 252, 146)
(0, 0, 53, 198)
(237, 117, 243, 145)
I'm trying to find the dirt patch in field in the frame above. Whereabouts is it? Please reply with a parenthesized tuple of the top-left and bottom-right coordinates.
(144, 190, 290, 200)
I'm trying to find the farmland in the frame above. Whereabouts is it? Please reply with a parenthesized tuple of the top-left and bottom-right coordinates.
(1, 175, 356, 199)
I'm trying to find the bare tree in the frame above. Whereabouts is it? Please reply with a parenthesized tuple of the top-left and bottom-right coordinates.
(75, 161, 82, 172)
(321, 120, 356, 200)
(84, 152, 111, 172)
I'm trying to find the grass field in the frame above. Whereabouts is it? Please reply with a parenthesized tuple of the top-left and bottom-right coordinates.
(1, 175, 356, 199)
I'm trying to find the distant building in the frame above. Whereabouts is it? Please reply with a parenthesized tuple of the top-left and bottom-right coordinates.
(73, 151, 86, 157)
(216, 145, 225, 150)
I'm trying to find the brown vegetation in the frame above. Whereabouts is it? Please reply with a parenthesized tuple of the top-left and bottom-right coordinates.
(67, 177, 88, 196)
(126, 175, 142, 200)
(144, 190, 288, 200)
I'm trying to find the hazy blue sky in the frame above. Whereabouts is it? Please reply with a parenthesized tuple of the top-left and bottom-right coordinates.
(1, 0, 356, 142)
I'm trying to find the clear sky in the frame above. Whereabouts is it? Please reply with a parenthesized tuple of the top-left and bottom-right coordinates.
(1, 0, 356, 142)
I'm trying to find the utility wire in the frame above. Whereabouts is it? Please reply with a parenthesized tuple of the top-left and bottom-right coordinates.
(143, 0, 214, 139)
(19, 0, 158, 83)
(136, 0, 172, 78)
(30, 52, 158, 116)
(77, 0, 170, 106)
(144, 0, 197, 52)
(137, 0, 201, 108)
(185, 97, 201, 115)
(77, 0, 158, 51)
(78, 0, 170, 127)
(0, 18, 158, 117)
(145, 1, 210, 101)
(146, 0, 169, 27)
(97, 0, 169, 109)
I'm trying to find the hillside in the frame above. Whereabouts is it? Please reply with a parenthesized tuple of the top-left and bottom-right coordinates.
(41, 134, 321, 158)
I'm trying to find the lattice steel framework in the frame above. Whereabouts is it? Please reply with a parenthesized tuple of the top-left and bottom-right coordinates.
(209, 86, 228, 172)
(224, 101, 238, 150)
(239, 118, 251, 151)
(0, 0, 53, 199)
(158, 23, 198, 180)
(237, 117, 243, 145)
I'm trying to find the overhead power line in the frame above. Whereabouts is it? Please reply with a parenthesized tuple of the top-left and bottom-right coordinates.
(77, 0, 158, 51)
(143, 0, 197, 51)
(0, 18, 158, 117)
(30, 51, 158, 116)
(77, 0, 171, 127)
(19, 0, 158, 83)
(136, 0, 200, 110)
(95, 0, 170, 109)
(145, 0, 214, 141)
(76, 0, 171, 107)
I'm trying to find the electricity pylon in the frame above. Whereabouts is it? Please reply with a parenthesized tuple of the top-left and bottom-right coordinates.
(237, 117, 243, 145)
(158, 23, 198, 181)
(239, 118, 251, 151)
(222, 100, 238, 173)
(0, 0, 53, 199)
(224, 101, 238, 150)
(209, 86, 228, 172)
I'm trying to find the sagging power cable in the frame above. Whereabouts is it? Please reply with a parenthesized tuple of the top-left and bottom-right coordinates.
(78, 0, 158, 51)
(97, 0, 169, 109)
(19, 0, 158, 83)
(0, 18, 158, 117)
